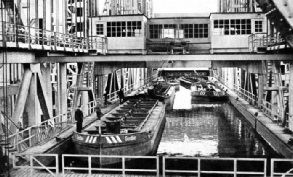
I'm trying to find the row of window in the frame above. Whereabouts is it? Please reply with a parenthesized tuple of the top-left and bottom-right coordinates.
(95, 20, 263, 37)
(103, 21, 142, 37)
(149, 24, 209, 39)
(213, 19, 262, 35)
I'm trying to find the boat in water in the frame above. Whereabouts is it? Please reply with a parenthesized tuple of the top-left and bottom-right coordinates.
(179, 77, 193, 89)
(147, 80, 175, 110)
(191, 81, 228, 102)
(72, 98, 166, 166)
(168, 79, 180, 91)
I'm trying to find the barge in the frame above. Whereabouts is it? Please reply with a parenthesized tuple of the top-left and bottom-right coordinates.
(179, 77, 193, 89)
(191, 82, 228, 102)
(72, 98, 166, 166)
(147, 81, 176, 110)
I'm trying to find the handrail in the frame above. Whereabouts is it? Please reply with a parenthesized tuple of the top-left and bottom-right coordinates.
(16, 153, 293, 177)
(6, 100, 95, 153)
(213, 74, 284, 123)
(0, 21, 107, 54)
(248, 32, 285, 52)
(62, 154, 159, 177)
(271, 159, 293, 177)
(12, 153, 59, 177)
(163, 156, 267, 177)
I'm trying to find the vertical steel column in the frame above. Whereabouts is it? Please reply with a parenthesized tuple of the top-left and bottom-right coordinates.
(258, 61, 266, 108)
(35, 0, 38, 44)
(58, 63, 68, 122)
(289, 62, 293, 130)
(41, 64, 53, 117)
(43, 0, 46, 31)
(56, 0, 59, 33)
(64, 0, 68, 34)
(10, 65, 32, 132)
(74, 0, 77, 36)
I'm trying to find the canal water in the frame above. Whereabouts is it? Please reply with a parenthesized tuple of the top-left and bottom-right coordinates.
(156, 86, 285, 176)
(158, 102, 282, 158)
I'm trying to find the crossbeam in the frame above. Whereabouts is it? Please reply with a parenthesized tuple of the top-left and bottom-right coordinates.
(36, 54, 293, 64)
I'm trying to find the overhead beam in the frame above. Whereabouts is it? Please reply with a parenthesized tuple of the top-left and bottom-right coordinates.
(213, 61, 263, 73)
(36, 54, 293, 64)
(3, 53, 293, 64)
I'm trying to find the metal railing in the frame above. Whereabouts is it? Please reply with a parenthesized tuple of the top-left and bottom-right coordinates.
(248, 32, 285, 53)
(14, 154, 293, 177)
(163, 156, 267, 177)
(12, 153, 59, 177)
(260, 99, 284, 122)
(79, 100, 96, 118)
(232, 83, 258, 106)
(5, 100, 96, 153)
(0, 21, 107, 54)
(62, 154, 159, 177)
(271, 159, 293, 177)
(213, 75, 284, 123)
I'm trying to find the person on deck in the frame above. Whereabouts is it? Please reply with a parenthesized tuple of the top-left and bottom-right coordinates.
(118, 88, 125, 104)
(95, 105, 103, 120)
(75, 107, 83, 133)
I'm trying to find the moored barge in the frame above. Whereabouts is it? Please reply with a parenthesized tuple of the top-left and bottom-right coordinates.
(191, 82, 228, 102)
(72, 98, 166, 166)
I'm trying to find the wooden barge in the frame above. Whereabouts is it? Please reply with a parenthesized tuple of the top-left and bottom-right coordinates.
(72, 98, 166, 166)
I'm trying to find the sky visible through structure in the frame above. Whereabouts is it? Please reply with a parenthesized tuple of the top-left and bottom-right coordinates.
(153, 0, 219, 13)
(98, 0, 219, 14)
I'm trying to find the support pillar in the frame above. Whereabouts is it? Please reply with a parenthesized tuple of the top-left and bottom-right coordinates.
(288, 62, 293, 130)
(58, 63, 67, 121)
(11, 65, 32, 132)
(258, 61, 266, 108)
(41, 64, 53, 117)
(26, 71, 38, 126)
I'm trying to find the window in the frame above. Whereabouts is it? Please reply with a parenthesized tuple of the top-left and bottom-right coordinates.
(184, 24, 193, 38)
(163, 24, 175, 38)
(96, 24, 103, 35)
(107, 21, 141, 37)
(149, 23, 208, 39)
(149, 24, 163, 39)
(255, 20, 263, 33)
(176, 25, 184, 38)
(76, 8, 83, 17)
(194, 24, 209, 38)
(214, 19, 251, 35)
(76, 22, 83, 32)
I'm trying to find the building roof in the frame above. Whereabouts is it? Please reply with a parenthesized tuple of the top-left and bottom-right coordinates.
(154, 13, 210, 18)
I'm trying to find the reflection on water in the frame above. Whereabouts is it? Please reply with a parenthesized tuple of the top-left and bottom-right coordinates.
(158, 103, 283, 158)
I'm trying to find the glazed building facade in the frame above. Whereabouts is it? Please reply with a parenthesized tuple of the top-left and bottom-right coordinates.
(89, 12, 267, 54)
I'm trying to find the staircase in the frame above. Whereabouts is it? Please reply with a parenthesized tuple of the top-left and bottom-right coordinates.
(256, 0, 293, 47)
